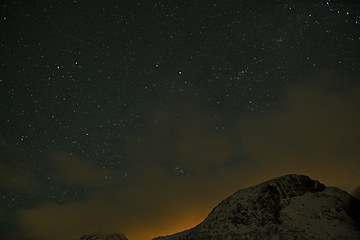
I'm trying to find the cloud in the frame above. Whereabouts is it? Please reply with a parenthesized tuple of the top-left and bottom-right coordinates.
(0, 136, 37, 191)
(14, 146, 249, 240)
(51, 150, 118, 188)
(130, 99, 238, 175)
(16, 194, 124, 240)
(235, 74, 360, 193)
(0, 160, 37, 190)
(11, 72, 360, 240)
(14, 167, 234, 240)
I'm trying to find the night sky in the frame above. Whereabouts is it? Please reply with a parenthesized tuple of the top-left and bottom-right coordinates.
(1, 1, 360, 240)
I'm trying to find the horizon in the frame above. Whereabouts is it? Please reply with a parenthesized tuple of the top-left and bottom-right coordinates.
(4, 174, 360, 240)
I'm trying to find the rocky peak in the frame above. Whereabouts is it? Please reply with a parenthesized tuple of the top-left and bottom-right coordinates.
(204, 174, 326, 227)
(256, 174, 326, 198)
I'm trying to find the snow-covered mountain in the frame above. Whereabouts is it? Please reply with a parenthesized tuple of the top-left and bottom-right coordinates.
(153, 174, 360, 240)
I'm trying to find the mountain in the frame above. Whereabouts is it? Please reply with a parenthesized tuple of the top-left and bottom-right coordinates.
(79, 233, 128, 240)
(153, 174, 360, 240)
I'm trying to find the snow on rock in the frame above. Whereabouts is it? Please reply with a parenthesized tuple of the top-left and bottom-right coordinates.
(153, 174, 360, 240)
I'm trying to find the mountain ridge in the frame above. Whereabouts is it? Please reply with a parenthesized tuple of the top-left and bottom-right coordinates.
(153, 174, 360, 240)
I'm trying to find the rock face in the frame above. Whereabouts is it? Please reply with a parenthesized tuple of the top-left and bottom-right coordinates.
(153, 174, 360, 240)
(79, 233, 128, 240)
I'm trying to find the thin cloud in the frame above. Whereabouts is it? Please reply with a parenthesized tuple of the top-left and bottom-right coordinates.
(0, 161, 37, 190)
(51, 150, 118, 188)
(236, 75, 360, 194)
(10, 73, 360, 240)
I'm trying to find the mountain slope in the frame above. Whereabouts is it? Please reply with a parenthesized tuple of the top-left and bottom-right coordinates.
(79, 233, 128, 240)
(153, 174, 360, 240)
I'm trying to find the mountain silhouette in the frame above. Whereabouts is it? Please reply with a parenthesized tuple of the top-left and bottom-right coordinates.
(153, 174, 360, 240)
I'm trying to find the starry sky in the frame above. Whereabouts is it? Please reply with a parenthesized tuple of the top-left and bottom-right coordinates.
(1, 1, 360, 240)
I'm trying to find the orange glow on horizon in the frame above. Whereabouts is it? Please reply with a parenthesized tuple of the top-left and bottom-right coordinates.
(157, 214, 204, 237)
(125, 212, 206, 240)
